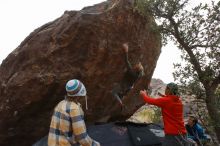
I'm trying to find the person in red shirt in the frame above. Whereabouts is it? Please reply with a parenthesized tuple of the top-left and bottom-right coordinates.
(140, 83, 192, 146)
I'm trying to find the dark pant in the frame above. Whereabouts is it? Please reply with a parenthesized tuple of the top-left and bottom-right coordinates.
(163, 134, 196, 146)
(112, 83, 131, 104)
(112, 84, 123, 104)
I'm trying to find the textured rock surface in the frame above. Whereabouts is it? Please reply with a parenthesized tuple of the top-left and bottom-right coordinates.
(0, 0, 161, 145)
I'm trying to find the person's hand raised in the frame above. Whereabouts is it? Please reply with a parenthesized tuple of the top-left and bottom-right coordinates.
(122, 43, 128, 53)
(140, 90, 147, 97)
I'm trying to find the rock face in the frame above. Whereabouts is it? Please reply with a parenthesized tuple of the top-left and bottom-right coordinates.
(0, 0, 161, 145)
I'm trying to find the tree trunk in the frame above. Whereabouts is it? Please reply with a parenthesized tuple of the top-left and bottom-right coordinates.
(205, 87, 220, 144)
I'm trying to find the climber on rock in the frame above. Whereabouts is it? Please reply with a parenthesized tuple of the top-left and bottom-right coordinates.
(112, 43, 144, 108)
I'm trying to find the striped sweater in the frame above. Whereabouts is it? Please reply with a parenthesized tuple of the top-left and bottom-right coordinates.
(48, 100, 100, 146)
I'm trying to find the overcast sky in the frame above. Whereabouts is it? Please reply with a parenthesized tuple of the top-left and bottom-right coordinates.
(0, 0, 212, 83)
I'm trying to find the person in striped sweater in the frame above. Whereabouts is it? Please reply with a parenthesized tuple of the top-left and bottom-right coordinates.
(48, 79, 100, 146)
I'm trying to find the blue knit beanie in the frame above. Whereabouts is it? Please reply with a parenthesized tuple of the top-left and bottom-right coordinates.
(66, 79, 87, 97)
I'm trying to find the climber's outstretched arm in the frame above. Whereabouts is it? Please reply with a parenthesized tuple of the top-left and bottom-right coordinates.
(122, 43, 132, 70)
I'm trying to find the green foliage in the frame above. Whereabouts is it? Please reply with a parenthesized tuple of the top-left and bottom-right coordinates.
(135, 0, 162, 35)
(215, 85, 220, 97)
(104, 2, 110, 10)
(178, 80, 206, 99)
(172, 1, 219, 98)
(139, 1, 220, 141)
(135, 0, 150, 16)
(215, 85, 220, 108)
(138, 0, 219, 96)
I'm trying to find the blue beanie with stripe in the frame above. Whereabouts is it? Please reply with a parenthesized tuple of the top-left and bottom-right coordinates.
(66, 79, 87, 97)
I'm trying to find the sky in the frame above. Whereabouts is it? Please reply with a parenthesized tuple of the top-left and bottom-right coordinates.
(0, 0, 212, 84)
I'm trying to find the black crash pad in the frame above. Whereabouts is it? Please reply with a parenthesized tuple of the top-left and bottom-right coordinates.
(33, 122, 164, 146)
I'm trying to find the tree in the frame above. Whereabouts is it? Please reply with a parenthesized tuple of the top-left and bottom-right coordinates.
(135, 0, 220, 142)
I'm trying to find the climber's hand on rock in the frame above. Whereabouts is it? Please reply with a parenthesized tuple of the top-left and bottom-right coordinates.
(122, 43, 128, 53)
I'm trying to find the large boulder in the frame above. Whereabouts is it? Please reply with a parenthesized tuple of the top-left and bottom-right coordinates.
(0, 0, 161, 145)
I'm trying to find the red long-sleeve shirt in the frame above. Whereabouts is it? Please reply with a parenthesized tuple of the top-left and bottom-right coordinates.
(142, 93, 186, 135)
